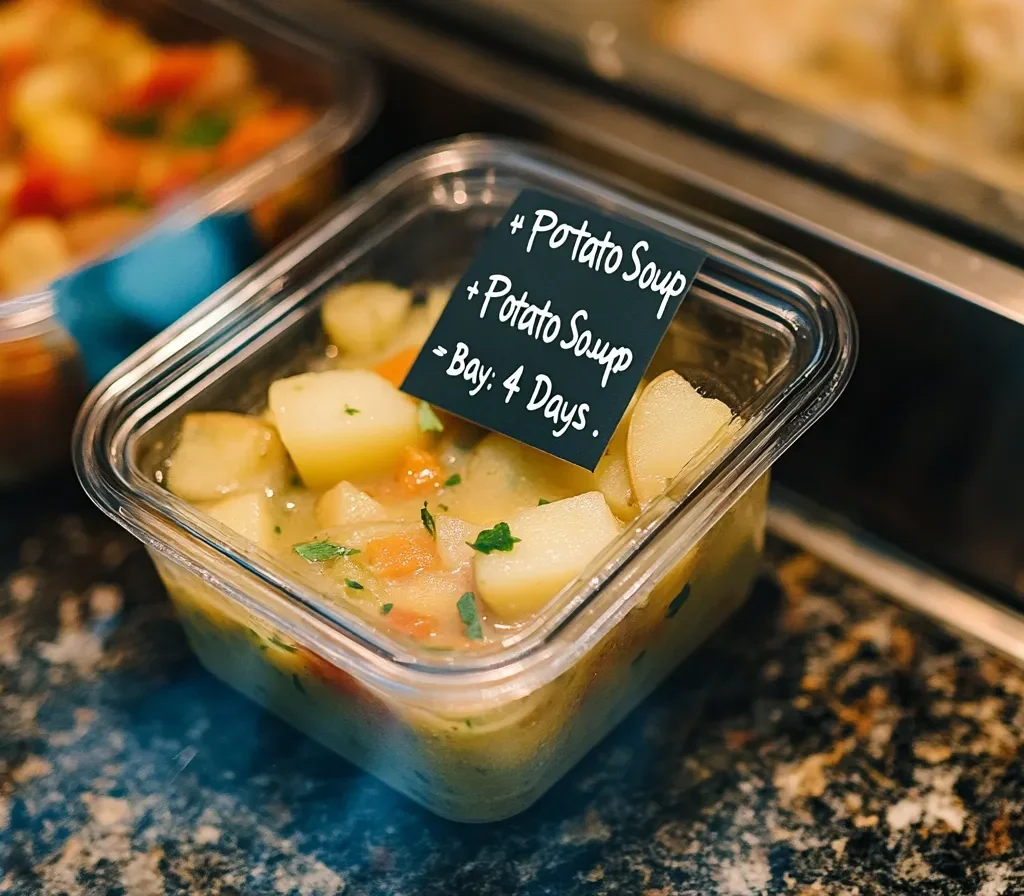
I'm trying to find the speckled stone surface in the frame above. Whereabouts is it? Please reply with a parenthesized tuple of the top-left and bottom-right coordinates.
(2, 484, 1024, 895)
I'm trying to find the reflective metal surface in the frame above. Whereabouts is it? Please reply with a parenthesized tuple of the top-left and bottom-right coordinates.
(406, 0, 1024, 253)
(770, 489, 1024, 668)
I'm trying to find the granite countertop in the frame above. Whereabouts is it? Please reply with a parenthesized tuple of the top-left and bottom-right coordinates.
(1, 484, 1022, 896)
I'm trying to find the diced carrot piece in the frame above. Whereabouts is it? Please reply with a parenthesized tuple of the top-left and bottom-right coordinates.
(384, 607, 439, 641)
(373, 346, 420, 388)
(10, 156, 97, 218)
(395, 444, 442, 496)
(10, 131, 146, 219)
(10, 159, 60, 218)
(137, 147, 214, 205)
(217, 107, 314, 171)
(124, 46, 217, 110)
(0, 44, 35, 85)
(301, 649, 394, 722)
(365, 531, 436, 579)
(91, 136, 145, 197)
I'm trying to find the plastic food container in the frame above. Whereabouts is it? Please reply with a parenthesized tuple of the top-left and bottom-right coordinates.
(0, 0, 377, 486)
(76, 138, 856, 821)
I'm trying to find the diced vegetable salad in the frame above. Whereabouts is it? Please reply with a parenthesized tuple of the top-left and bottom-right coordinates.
(161, 281, 739, 650)
(0, 0, 315, 296)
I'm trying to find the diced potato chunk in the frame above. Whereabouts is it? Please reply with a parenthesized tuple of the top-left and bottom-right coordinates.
(192, 41, 255, 107)
(595, 385, 642, 520)
(10, 61, 105, 129)
(321, 281, 412, 357)
(0, 218, 70, 294)
(334, 305, 436, 373)
(268, 370, 425, 488)
(435, 514, 476, 570)
(627, 372, 733, 507)
(455, 433, 596, 525)
(203, 491, 277, 550)
(474, 492, 621, 620)
(315, 481, 386, 529)
(166, 412, 288, 503)
(23, 108, 104, 170)
(384, 567, 474, 626)
(595, 427, 636, 521)
(425, 283, 452, 325)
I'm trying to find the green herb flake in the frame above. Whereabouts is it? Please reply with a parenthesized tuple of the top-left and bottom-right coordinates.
(344, 405, 360, 416)
(444, 473, 462, 488)
(274, 525, 282, 535)
(293, 540, 360, 562)
(344, 578, 364, 591)
(417, 401, 444, 433)
(538, 498, 551, 506)
(178, 112, 232, 147)
(290, 474, 302, 488)
(666, 583, 692, 619)
(292, 674, 306, 694)
(380, 603, 394, 616)
(110, 113, 160, 138)
(466, 522, 520, 554)
(465, 718, 473, 728)
(114, 191, 149, 210)
(457, 591, 483, 641)
(438, 504, 449, 512)
(421, 502, 436, 538)
(631, 649, 647, 667)
(268, 634, 297, 653)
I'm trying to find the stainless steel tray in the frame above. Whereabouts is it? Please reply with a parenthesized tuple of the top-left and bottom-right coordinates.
(404, 0, 1024, 252)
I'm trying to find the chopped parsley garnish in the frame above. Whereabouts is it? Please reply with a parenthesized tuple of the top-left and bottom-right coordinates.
(268, 635, 297, 653)
(380, 603, 394, 615)
(292, 674, 306, 694)
(421, 502, 436, 538)
(666, 583, 692, 619)
(417, 401, 444, 433)
(538, 498, 551, 506)
(457, 592, 483, 640)
(290, 474, 302, 488)
(631, 649, 647, 667)
(274, 526, 282, 535)
(178, 112, 232, 147)
(344, 405, 360, 415)
(438, 504, 449, 512)
(344, 578, 364, 590)
(110, 113, 160, 138)
(444, 473, 462, 488)
(293, 540, 360, 562)
(466, 522, 520, 554)
(465, 719, 473, 728)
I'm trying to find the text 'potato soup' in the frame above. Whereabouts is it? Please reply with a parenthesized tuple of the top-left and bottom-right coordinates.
(162, 281, 736, 649)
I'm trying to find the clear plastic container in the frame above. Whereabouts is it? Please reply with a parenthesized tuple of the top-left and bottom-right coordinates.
(75, 137, 856, 822)
(0, 0, 377, 486)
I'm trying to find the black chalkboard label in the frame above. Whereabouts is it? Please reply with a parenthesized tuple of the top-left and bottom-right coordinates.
(400, 189, 706, 470)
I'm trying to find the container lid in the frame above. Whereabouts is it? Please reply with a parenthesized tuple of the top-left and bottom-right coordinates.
(75, 137, 856, 707)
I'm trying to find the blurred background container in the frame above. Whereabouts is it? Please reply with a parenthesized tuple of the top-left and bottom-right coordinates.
(0, 0, 377, 486)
